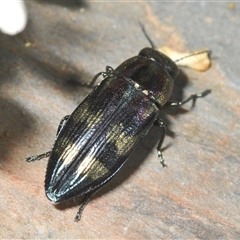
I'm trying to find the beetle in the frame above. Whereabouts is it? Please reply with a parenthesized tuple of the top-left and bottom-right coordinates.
(26, 31, 211, 221)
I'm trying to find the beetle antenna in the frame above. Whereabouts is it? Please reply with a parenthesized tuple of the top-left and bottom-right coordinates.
(175, 50, 211, 63)
(139, 22, 156, 49)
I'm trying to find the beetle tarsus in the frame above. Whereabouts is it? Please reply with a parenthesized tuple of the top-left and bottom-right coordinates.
(26, 151, 51, 162)
(26, 116, 70, 163)
(164, 89, 211, 108)
(74, 194, 92, 222)
(156, 119, 167, 168)
(158, 150, 167, 168)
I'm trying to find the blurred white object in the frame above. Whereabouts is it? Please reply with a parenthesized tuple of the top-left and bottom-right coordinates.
(0, 0, 27, 35)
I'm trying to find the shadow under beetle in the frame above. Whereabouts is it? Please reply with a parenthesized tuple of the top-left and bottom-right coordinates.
(26, 33, 211, 221)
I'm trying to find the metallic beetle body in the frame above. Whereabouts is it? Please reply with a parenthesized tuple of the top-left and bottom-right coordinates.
(27, 47, 210, 221)
(45, 48, 176, 202)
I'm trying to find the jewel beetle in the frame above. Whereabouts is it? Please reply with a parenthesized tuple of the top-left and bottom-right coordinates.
(26, 30, 211, 222)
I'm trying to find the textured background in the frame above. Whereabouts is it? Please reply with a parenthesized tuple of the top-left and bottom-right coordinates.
(0, 1, 240, 239)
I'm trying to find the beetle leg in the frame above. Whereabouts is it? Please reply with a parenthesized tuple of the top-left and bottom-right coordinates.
(26, 115, 70, 162)
(74, 193, 92, 222)
(26, 151, 51, 162)
(156, 119, 167, 168)
(164, 89, 211, 108)
(83, 66, 115, 87)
